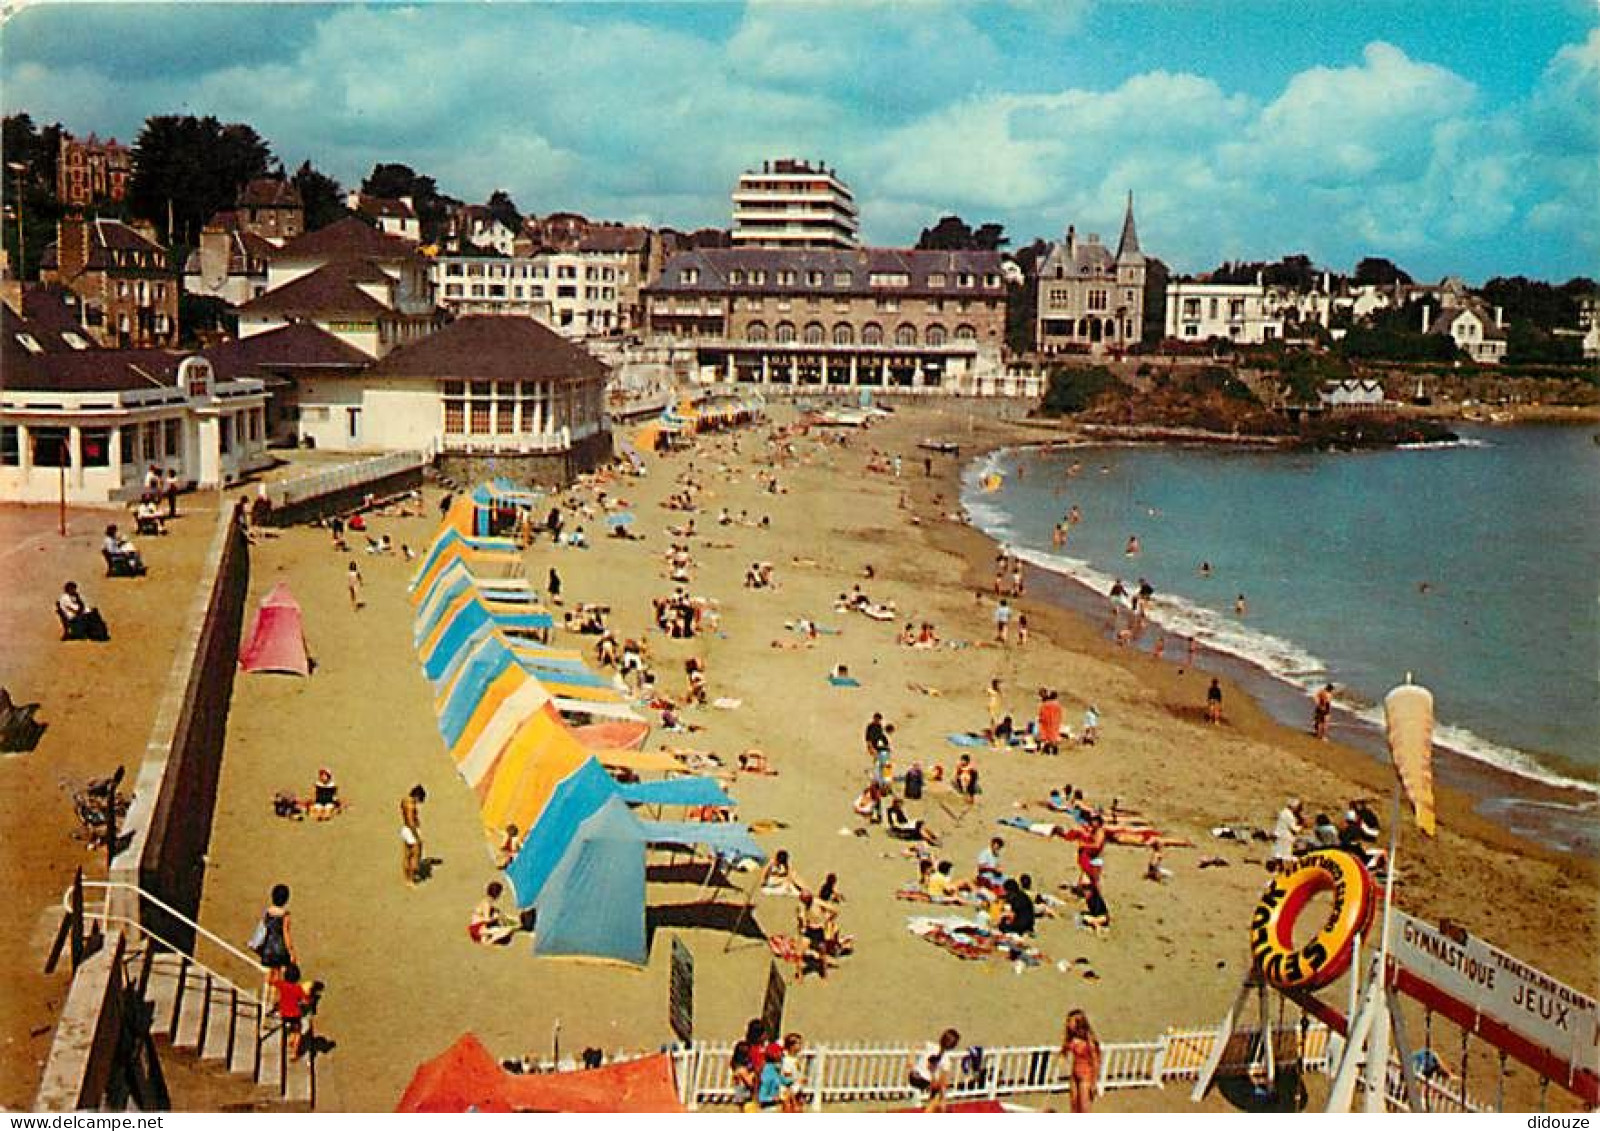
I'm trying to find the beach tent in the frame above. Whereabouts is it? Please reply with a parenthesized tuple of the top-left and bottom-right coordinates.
(239, 582, 311, 676)
(409, 528, 524, 599)
(619, 778, 735, 809)
(572, 720, 650, 750)
(640, 820, 763, 861)
(414, 568, 548, 649)
(397, 1034, 684, 1113)
(531, 795, 651, 963)
(430, 623, 638, 721)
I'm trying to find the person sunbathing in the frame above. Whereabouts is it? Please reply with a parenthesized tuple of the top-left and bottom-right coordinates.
(759, 850, 806, 897)
(737, 749, 776, 776)
(886, 799, 939, 845)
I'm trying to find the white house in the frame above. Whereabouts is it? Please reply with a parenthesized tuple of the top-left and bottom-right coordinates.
(1422, 301, 1507, 365)
(431, 248, 629, 339)
(347, 193, 421, 243)
(1165, 279, 1283, 344)
(1318, 378, 1386, 410)
(289, 315, 609, 474)
(450, 205, 518, 257)
(2, 304, 270, 503)
(236, 218, 438, 358)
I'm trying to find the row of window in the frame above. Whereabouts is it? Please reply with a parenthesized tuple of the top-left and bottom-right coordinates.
(743, 321, 979, 346)
(441, 262, 626, 282)
(114, 280, 168, 302)
(695, 267, 1001, 289)
(668, 295, 993, 315)
(442, 283, 617, 302)
(0, 414, 259, 467)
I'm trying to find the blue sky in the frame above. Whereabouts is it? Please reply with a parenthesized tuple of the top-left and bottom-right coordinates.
(3, 1, 1596, 282)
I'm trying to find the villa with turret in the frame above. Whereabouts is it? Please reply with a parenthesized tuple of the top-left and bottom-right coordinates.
(1034, 194, 1146, 354)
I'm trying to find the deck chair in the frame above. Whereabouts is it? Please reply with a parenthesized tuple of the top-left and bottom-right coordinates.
(0, 689, 45, 753)
(102, 549, 146, 578)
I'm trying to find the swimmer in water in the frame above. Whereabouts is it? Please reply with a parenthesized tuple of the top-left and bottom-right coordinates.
(1418, 581, 1431, 594)
(1068, 462, 1082, 478)
(1199, 561, 1212, 578)
(1235, 594, 1247, 616)
(1125, 535, 1140, 556)
(1068, 505, 1082, 525)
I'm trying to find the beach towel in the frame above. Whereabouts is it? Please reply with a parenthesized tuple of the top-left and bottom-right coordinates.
(712, 697, 742, 710)
(907, 916, 1046, 967)
(946, 733, 988, 748)
(828, 676, 861, 688)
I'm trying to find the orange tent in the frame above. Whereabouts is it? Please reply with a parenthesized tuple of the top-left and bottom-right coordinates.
(397, 1034, 685, 1113)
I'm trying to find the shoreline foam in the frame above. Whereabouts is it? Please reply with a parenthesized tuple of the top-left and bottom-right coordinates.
(959, 444, 1600, 853)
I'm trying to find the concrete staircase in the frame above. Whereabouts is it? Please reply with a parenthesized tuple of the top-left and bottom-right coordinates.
(128, 943, 314, 1106)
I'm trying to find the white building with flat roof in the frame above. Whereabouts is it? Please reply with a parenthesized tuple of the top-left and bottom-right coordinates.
(1165, 280, 1284, 344)
(732, 158, 860, 250)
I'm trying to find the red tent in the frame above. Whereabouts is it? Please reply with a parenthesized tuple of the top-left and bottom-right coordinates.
(239, 582, 311, 676)
(572, 720, 651, 750)
(397, 1034, 685, 1113)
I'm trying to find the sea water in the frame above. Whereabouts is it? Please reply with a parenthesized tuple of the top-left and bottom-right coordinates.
(961, 423, 1600, 851)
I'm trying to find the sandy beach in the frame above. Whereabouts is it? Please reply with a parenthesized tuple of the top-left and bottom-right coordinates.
(6, 402, 1595, 1112)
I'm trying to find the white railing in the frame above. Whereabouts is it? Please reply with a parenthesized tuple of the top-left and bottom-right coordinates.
(66, 879, 267, 996)
(668, 1023, 1333, 1110)
(267, 451, 425, 509)
(438, 431, 572, 456)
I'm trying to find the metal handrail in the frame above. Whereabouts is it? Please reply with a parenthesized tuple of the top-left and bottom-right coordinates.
(64, 879, 267, 991)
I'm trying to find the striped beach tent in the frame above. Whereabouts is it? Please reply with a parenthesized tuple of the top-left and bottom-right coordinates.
(409, 528, 524, 599)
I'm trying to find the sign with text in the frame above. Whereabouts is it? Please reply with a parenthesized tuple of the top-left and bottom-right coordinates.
(668, 936, 694, 1044)
(1393, 911, 1599, 1078)
(761, 959, 786, 1042)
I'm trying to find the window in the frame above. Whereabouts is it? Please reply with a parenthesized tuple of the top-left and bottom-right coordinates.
(444, 399, 466, 433)
(832, 323, 854, 345)
(745, 296, 763, 311)
(0, 424, 18, 466)
(1183, 298, 1200, 319)
(869, 272, 910, 288)
(1208, 298, 1219, 319)
(875, 297, 899, 313)
(958, 273, 974, 287)
(164, 419, 180, 456)
(894, 324, 917, 346)
(955, 324, 977, 341)
(751, 270, 766, 285)
(803, 322, 825, 344)
(470, 401, 492, 434)
(1088, 290, 1108, 311)
(807, 271, 824, 286)
(775, 321, 796, 343)
(730, 270, 744, 285)
(984, 274, 1000, 288)
(861, 322, 883, 345)
(778, 270, 796, 286)
(1229, 299, 1245, 320)
(927, 273, 947, 288)
(925, 324, 947, 346)
(746, 321, 768, 342)
(833, 271, 852, 287)
(1048, 288, 1070, 306)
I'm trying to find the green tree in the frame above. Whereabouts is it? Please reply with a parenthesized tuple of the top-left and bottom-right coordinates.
(360, 162, 459, 243)
(916, 215, 1007, 252)
(1479, 276, 1579, 333)
(486, 189, 521, 233)
(128, 115, 274, 246)
(1041, 365, 1123, 414)
(1338, 300, 1459, 363)
(291, 160, 347, 231)
(1353, 257, 1412, 287)
(2, 113, 66, 278)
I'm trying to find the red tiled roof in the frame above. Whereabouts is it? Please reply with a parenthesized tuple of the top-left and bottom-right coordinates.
(275, 216, 418, 263)
(235, 262, 393, 318)
(203, 323, 371, 380)
(365, 315, 608, 383)
(238, 177, 303, 210)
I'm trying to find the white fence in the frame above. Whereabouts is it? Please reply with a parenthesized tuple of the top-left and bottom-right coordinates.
(669, 1023, 1336, 1110)
(266, 451, 426, 510)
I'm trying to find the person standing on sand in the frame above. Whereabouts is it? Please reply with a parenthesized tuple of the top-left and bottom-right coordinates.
(994, 598, 1012, 644)
(1206, 678, 1223, 724)
(164, 468, 180, 518)
(548, 567, 563, 605)
(347, 561, 363, 610)
(401, 784, 426, 886)
(1313, 684, 1334, 740)
(1017, 612, 1029, 647)
(1059, 1010, 1102, 1113)
(1037, 690, 1063, 756)
(987, 679, 1004, 732)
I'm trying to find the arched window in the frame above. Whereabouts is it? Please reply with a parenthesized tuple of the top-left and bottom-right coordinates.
(803, 321, 825, 345)
(894, 323, 917, 346)
(1104, 318, 1118, 339)
(775, 321, 796, 343)
(925, 324, 947, 346)
(861, 322, 883, 345)
(954, 324, 977, 341)
(832, 322, 854, 345)
(746, 321, 768, 342)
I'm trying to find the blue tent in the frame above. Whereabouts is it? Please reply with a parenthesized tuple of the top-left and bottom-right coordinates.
(530, 796, 649, 964)
(437, 636, 524, 749)
(505, 758, 619, 908)
(619, 778, 736, 809)
(641, 821, 765, 863)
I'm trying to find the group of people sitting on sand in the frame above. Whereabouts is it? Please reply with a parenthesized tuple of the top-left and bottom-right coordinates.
(652, 589, 710, 638)
(897, 621, 942, 648)
(1270, 797, 1387, 874)
(756, 851, 851, 980)
(744, 561, 777, 589)
(836, 585, 895, 621)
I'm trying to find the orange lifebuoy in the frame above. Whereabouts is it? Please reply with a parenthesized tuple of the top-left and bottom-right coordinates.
(1249, 850, 1376, 990)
